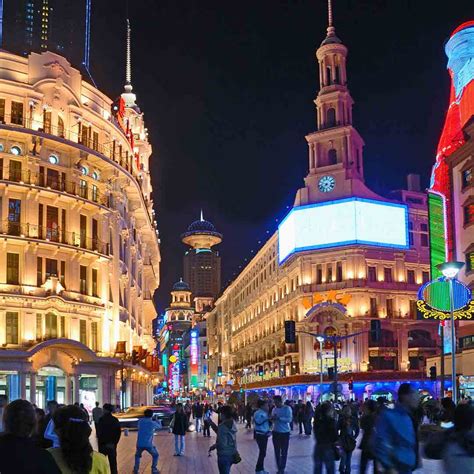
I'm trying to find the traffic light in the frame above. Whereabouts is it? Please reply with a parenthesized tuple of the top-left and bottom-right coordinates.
(217, 366, 223, 377)
(370, 320, 381, 342)
(348, 379, 354, 391)
(258, 365, 264, 377)
(429, 366, 437, 381)
(328, 367, 335, 380)
(284, 320, 296, 344)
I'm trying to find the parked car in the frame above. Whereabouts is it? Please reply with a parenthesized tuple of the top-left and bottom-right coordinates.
(113, 405, 175, 430)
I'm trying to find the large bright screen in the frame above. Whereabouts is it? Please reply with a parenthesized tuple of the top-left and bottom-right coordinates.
(278, 197, 408, 264)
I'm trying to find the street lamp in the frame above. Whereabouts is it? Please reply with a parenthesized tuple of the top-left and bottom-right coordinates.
(437, 261, 464, 404)
(316, 336, 325, 388)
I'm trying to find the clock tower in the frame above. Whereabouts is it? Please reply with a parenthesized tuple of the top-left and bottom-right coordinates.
(295, 0, 379, 206)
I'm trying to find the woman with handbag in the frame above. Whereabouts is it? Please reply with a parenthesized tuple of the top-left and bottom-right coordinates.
(337, 405, 359, 474)
(313, 402, 338, 474)
(210, 405, 240, 474)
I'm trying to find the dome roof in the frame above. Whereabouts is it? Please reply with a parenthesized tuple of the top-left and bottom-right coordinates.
(320, 26, 342, 46)
(187, 219, 218, 233)
(172, 278, 191, 292)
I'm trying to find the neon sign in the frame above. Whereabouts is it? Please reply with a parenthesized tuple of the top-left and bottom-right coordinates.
(190, 330, 199, 388)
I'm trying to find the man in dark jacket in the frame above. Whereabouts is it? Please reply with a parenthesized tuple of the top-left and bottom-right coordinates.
(96, 403, 121, 474)
(314, 402, 337, 474)
(0, 399, 61, 474)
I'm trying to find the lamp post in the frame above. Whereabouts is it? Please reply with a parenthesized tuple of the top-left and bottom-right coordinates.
(437, 261, 464, 404)
(316, 336, 324, 388)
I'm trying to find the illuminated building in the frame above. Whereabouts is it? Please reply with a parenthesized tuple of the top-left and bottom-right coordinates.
(207, 5, 435, 401)
(426, 20, 474, 397)
(182, 211, 222, 306)
(0, 0, 90, 70)
(0, 24, 161, 408)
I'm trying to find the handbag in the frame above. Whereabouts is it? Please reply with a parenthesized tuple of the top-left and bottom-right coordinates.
(232, 451, 242, 464)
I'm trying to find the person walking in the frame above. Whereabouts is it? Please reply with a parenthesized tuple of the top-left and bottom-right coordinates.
(92, 402, 103, 434)
(359, 400, 378, 474)
(48, 404, 110, 473)
(96, 404, 121, 474)
(209, 405, 239, 474)
(270, 395, 292, 474)
(337, 405, 359, 474)
(0, 399, 61, 474)
(203, 404, 212, 437)
(43, 400, 60, 448)
(133, 408, 161, 474)
(245, 402, 253, 429)
(171, 403, 188, 456)
(296, 400, 305, 435)
(194, 401, 204, 433)
(184, 401, 192, 425)
(373, 383, 420, 474)
(303, 401, 315, 436)
(253, 399, 271, 474)
(314, 401, 337, 474)
(0, 394, 8, 433)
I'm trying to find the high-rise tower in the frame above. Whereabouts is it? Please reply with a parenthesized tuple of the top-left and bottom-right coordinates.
(181, 212, 222, 311)
(295, 0, 379, 206)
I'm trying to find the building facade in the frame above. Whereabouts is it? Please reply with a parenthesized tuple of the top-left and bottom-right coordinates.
(0, 48, 161, 409)
(426, 21, 474, 398)
(207, 12, 436, 401)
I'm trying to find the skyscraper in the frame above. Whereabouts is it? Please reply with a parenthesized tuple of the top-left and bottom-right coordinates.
(0, 0, 89, 70)
(181, 212, 222, 309)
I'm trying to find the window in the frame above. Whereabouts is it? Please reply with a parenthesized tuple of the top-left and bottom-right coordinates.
(80, 215, 87, 247)
(57, 116, 64, 137)
(45, 258, 58, 279)
(407, 270, 415, 284)
(467, 249, 474, 273)
(464, 204, 474, 226)
(43, 110, 52, 134)
(327, 265, 333, 282)
(80, 265, 87, 294)
(60, 261, 66, 288)
(92, 170, 100, 180)
(326, 108, 336, 128)
(409, 300, 417, 318)
(462, 167, 473, 189)
(79, 319, 87, 345)
(384, 267, 393, 283)
(37, 257, 43, 286)
(421, 233, 429, 247)
(92, 131, 99, 151)
(36, 313, 42, 340)
(326, 66, 331, 85)
(8, 198, 21, 236)
(92, 268, 98, 297)
(92, 185, 98, 203)
(335, 65, 341, 84)
(408, 222, 414, 246)
(386, 299, 394, 317)
(0, 98, 5, 122)
(328, 149, 337, 165)
(91, 322, 98, 351)
(48, 154, 59, 165)
(60, 316, 66, 338)
(9, 160, 22, 182)
(80, 166, 89, 176)
(370, 297, 377, 316)
(316, 265, 322, 284)
(6, 253, 19, 284)
(9, 145, 21, 156)
(336, 262, 343, 282)
(422, 271, 430, 283)
(45, 313, 57, 339)
(6, 312, 18, 344)
(368, 266, 377, 282)
(11, 101, 24, 125)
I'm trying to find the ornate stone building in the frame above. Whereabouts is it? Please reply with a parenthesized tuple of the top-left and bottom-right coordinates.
(207, 9, 436, 401)
(0, 47, 160, 409)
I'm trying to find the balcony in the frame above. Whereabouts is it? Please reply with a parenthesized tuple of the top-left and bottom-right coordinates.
(408, 338, 436, 348)
(0, 167, 110, 207)
(0, 221, 109, 255)
(303, 278, 421, 293)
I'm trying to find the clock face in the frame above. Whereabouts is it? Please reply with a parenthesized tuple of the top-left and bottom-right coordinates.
(318, 175, 336, 193)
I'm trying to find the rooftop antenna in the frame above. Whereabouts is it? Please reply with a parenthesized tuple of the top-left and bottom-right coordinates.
(326, 0, 337, 38)
(82, 0, 97, 87)
(121, 17, 137, 106)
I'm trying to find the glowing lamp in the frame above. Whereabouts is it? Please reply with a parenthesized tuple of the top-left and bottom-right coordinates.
(316, 336, 325, 343)
(436, 261, 464, 279)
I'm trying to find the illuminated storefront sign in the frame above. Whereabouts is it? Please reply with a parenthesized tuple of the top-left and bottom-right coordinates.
(169, 350, 181, 393)
(278, 197, 408, 264)
(190, 330, 199, 388)
(417, 278, 474, 320)
(302, 357, 353, 374)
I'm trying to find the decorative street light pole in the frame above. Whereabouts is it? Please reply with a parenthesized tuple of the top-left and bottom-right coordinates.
(316, 336, 324, 388)
(437, 261, 464, 404)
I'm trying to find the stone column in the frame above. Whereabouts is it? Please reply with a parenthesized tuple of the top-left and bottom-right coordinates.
(65, 375, 72, 404)
(398, 326, 409, 371)
(19, 372, 27, 400)
(73, 374, 80, 403)
(30, 372, 37, 405)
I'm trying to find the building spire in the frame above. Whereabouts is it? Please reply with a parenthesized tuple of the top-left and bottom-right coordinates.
(200, 209, 204, 221)
(328, 0, 333, 27)
(122, 18, 137, 107)
(323, 0, 339, 43)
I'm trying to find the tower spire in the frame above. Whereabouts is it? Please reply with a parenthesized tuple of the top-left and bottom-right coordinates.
(324, 0, 338, 42)
(122, 18, 137, 107)
(200, 209, 204, 221)
(328, 0, 333, 27)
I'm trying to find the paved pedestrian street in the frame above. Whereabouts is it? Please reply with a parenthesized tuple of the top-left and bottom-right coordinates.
(111, 422, 444, 474)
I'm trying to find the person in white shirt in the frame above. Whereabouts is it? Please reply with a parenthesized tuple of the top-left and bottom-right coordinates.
(270, 395, 293, 474)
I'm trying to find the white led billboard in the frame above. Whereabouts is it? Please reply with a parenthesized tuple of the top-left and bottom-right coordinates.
(278, 197, 409, 264)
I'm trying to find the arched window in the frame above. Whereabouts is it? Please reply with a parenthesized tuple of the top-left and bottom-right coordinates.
(328, 148, 337, 165)
(57, 116, 65, 137)
(326, 108, 336, 128)
(335, 66, 341, 84)
(326, 66, 331, 85)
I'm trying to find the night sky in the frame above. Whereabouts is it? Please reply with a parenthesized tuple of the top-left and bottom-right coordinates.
(89, 1, 473, 312)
